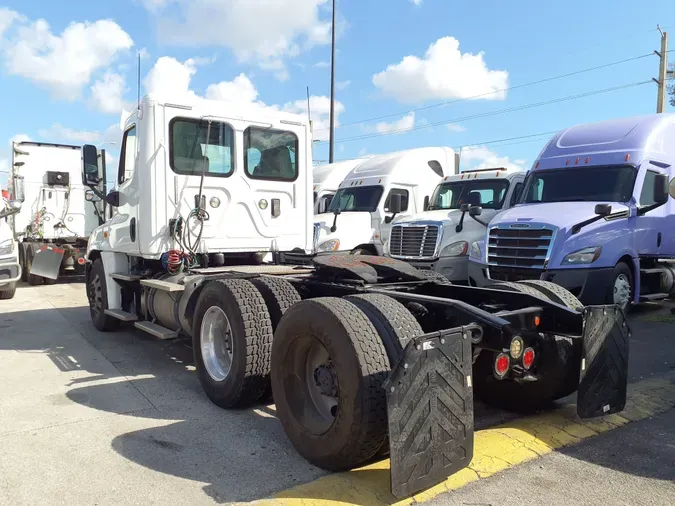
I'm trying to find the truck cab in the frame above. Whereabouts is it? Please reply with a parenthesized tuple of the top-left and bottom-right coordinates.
(0, 189, 22, 299)
(313, 158, 371, 214)
(313, 147, 456, 255)
(384, 167, 525, 283)
(469, 113, 675, 311)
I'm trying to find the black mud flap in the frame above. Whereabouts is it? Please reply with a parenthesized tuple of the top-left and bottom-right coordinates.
(30, 245, 64, 280)
(384, 325, 475, 499)
(577, 305, 631, 419)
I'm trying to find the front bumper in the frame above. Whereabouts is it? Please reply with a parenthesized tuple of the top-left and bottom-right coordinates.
(0, 257, 21, 286)
(404, 256, 469, 283)
(468, 262, 613, 305)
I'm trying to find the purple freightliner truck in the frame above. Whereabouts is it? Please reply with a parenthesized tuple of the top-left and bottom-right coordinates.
(468, 113, 675, 312)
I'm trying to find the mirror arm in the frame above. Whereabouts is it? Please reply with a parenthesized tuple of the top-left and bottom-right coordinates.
(637, 201, 667, 216)
(469, 213, 489, 228)
(384, 212, 398, 224)
(0, 208, 19, 219)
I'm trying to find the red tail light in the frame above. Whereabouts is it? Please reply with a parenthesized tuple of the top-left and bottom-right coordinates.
(494, 353, 509, 377)
(522, 348, 535, 369)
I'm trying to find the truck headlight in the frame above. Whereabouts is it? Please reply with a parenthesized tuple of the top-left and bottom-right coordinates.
(317, 239, 340, 252)
(469, 241, 481, 260)
(440, 241, 468, 257)
(0, 239, 14, 255)
(562, 246, 602, 265)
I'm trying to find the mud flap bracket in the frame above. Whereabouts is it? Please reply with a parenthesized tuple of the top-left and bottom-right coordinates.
(577, 305, 631, 419)
(30, 245, 64, 280)
(384, 325, 475, 499)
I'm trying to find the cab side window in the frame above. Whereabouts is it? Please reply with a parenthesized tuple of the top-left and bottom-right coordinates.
(509, 182, 523, 206)
(384, 189, 409, 212)
(118, 126, 137, 185)
(639, 170, 659, 207)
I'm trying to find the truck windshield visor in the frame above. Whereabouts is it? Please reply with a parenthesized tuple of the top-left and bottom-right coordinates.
(328, 185, 384, 213)
(428, 180, 510, 210)
(523, 165, 637, 203)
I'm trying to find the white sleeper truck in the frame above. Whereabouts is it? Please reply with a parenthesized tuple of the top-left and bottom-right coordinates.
(313, 147, 457, 255)
(80, 93, 638, 499)
(8, 141, 107, 284)
(385, 167, 525, 283)
(313, 157, 371, 214)
(0, 188, 22, 299)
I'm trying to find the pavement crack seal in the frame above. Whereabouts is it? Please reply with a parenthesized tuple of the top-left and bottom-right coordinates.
(246, 373, 675, 506)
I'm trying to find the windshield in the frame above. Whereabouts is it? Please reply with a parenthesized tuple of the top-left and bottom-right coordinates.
(429, 180, 510, 210)
(522, 165, 637, 204)
(327, 185, 384, 213)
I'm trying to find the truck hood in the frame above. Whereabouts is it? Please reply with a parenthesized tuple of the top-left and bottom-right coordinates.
(313, 211, 376, 251)
(391, 209, 460, 226)
(491, 202, 630, 232)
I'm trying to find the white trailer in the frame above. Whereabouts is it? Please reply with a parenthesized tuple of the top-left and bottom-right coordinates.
(313, 147, 458, 255)
(78, 93, 636, 500)
(8, 141, 107, 284)
(0, 188, 22, 299)
(385, 167, 526, 283)
(312, 157, 371, 214)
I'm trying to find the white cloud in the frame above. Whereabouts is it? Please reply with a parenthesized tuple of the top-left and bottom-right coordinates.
(336, 80, 351, 90)
(314, 61, 330, 68)
(375, 112, 415, 134)
(411, 0, 423, 5)
(145, 0, 332, 80)
(142, 56, 344, 142)
(90, 71, 132, 114)
(0, 8, 22, 35)
(1, 14, 133, 100)
(459, 145, 527, 172)
(283, 95, 344, 142)
(38, 124, 102, 144)
(372, 36, 508, 104)
(447, 123, 466, 132)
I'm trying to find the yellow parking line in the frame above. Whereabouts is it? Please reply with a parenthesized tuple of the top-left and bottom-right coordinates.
(251, 374, 675, 506)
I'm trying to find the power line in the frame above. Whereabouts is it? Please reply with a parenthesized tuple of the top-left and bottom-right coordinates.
(314, 51, 660, 132)
(315, 80, 652, 145)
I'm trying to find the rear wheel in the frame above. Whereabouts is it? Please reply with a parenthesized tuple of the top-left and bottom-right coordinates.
(86, 258, 120, 331)
(192, 279, 273, 408)
(476, 281, 582, 410)
(271, 297, 390, 471)
(0, 283, 16, 300)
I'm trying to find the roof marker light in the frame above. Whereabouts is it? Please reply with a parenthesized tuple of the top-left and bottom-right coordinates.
(565, 159, 570, 165)
(585, 157, 590, 164)
(535, 162, 540, 168)
(575, 158, 580, 164)
(625, 153, 631, 162)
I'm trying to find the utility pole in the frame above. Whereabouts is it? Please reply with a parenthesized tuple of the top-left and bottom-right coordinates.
(329, 0, 336, 163)
(654, 26, 668, 113)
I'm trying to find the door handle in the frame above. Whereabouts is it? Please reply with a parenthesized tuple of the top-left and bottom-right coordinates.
(271, 198, 280, 218)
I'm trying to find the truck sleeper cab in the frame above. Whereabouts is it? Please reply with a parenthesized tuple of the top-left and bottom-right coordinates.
(385, 167, 525, 283)
(469, 113, 675, 311)
(313, 157, 372, 214)
(314, 147, 458, 255)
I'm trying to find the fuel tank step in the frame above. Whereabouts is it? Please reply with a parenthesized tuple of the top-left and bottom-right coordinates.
(140, 279, 185, 292)
(104, 309, 138, 322)
(134, 321, 179, 339)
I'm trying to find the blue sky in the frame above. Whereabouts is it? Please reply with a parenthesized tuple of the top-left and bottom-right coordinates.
(0, 0, 673, 188)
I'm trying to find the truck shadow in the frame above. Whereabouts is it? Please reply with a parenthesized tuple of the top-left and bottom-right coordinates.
(2, 303, 674, 504)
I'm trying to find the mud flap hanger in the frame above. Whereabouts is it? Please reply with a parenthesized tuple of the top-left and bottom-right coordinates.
(576, 305, 631, 419)
(384, 324, 478, 499)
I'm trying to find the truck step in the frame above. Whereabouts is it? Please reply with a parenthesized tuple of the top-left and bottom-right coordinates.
(640, 268, 664, 275)
(639, 293, 669, 302)
(134, 321, 179, 339)
(140, 279, 185, 292)
(104, 309, 138, 322)
(111, 273, 143, 281)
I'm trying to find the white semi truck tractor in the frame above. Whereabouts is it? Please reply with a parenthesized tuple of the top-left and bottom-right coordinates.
(8, 141, 107, 284)
(0, 188, 22, 299)
(80, 93, 636, 499)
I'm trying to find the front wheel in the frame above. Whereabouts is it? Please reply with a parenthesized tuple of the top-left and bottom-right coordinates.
(608, 262, 633, 313)
(86, 258, 120, 331)
(0, 283, 16, 300)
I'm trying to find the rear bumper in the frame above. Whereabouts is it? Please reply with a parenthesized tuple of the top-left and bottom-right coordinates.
(468, 261, 613, 305)
(0, 257, 21, 285)
(405, 256, 469, 283)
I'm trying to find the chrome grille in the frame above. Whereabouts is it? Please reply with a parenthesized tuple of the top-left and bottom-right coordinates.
(389, 224, 440, 259)
(487, 225, 554, 270)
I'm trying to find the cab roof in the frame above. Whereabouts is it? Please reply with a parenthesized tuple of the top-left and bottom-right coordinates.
(441, 166, 523, 182)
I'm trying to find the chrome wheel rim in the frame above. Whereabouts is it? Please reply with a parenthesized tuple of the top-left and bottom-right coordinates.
(200, 306, 234, 382)
(613, 274, 631, 309)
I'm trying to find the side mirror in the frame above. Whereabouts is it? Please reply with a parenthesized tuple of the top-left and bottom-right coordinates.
(388, 193, 402, 215)
(469, 205, 482, 217)
(653, 173, 669, 204)
(670, 177, 675, 200)
(85, 190, 101, 203)
(105, 190, 120, 208)
(423, 195, 430, 211)
(459, 203, 471, 213)
(0, 200, 21, 219)
(594, 203, 612, 216)
(82, 144, 102, 186)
